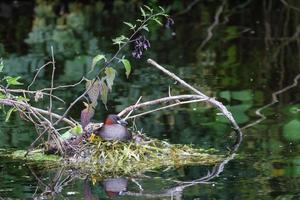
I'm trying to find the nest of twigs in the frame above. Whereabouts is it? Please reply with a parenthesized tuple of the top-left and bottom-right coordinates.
(67, 132, 224, 176)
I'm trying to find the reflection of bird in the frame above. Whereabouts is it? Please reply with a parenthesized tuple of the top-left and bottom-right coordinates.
(103, 177, 128, 198)
(95, 114, 131, 141)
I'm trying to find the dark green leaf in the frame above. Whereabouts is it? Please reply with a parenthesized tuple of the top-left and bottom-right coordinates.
(121, 59, 131, 78)
(283, 119, 300, 141)
(105, 67, 116, 90)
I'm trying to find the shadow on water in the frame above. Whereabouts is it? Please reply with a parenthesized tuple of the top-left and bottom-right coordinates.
(1, 0, 300, 199)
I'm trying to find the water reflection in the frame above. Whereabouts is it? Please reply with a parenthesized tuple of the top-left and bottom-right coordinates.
(1, 0, 300, 199)
(26, 131, 241, 199)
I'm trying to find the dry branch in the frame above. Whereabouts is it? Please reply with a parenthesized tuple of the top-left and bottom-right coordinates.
(0, 98, 76, 127)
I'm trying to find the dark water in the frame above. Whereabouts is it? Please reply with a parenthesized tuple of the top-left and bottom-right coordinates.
(1, 1, 300, 199)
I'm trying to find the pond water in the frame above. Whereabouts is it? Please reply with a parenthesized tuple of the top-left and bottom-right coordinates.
(0, 1, 300, 199)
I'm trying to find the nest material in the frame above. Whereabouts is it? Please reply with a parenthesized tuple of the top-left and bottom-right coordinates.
(67, 132, 224, 175)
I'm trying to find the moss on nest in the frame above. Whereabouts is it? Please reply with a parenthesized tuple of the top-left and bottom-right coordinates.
(68, 134, 224, 176)
(1, 134, 225, 176)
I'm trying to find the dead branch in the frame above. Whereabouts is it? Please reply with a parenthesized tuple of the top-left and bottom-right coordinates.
(0, 98, 77, 127)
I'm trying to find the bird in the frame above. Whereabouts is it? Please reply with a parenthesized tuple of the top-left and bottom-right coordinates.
(94, 114, 132, 141)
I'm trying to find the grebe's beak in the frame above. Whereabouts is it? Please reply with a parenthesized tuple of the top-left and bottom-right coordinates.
(117, 119, 128, 126)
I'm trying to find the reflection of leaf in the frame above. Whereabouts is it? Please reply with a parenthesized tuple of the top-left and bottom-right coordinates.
(232, 90, 253, 101)
(86, 79, 101, 107)
(216, 104, 252, 124)
(219, 91, 230, 101)
(283, 119, 300, 141)
(105, 67, 116, 90)
(121, 59, 131, 78)
(219, 90, 253, 102)
(91, 55, 106, 72)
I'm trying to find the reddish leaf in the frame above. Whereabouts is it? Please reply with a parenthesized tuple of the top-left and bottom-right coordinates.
(80, 102, 95, 128)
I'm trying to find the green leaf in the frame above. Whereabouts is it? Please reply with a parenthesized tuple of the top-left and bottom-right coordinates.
(60, 125, 83, 141)
(121, 59, 131, 78)
(140, 7, 146, 17)
(159, 6, 165, 12)
(144, 5, 153, 12)
(105, 67, 116, 90)
(142, 25, 149, 32)
(123, 22, 136, 30)
(153, 18, 163, 26)
(5, 76, 23, 86)
(91, 55, 106, 72)
(100, 80, 108, 107)
(17, 96, 30, 102)
(0, 92, 5, 99)
(5, 107, 16, 122)
(71, 124, 83, 135)
(112, 35, 129, 46)
(0, 58, 3, 73)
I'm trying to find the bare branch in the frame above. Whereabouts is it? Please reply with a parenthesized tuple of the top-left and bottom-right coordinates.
(0, 99, 77, 127)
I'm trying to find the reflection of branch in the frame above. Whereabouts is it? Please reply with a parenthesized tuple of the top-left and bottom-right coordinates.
(199, 0, 226, 50)
(175, 0, 200, 16)
(280, 0, 300, 12)
(242, 73, 300, 130)
(272, 25, 300, 60)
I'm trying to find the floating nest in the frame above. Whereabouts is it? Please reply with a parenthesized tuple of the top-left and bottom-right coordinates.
(2, 132, 225, 176)
(66, 132, 224, 176)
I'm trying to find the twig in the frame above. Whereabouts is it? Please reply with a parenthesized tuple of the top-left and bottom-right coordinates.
(27, 61, 53, 90)
(127, 99, 207, 119)
(49, 46, 56, 124)
(199, 1, 226, 50)
(0, 88, 65, 103)
(0, 99, 76, 127)
(118, 94, 207, 117)
(124, 96, 143, 120)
